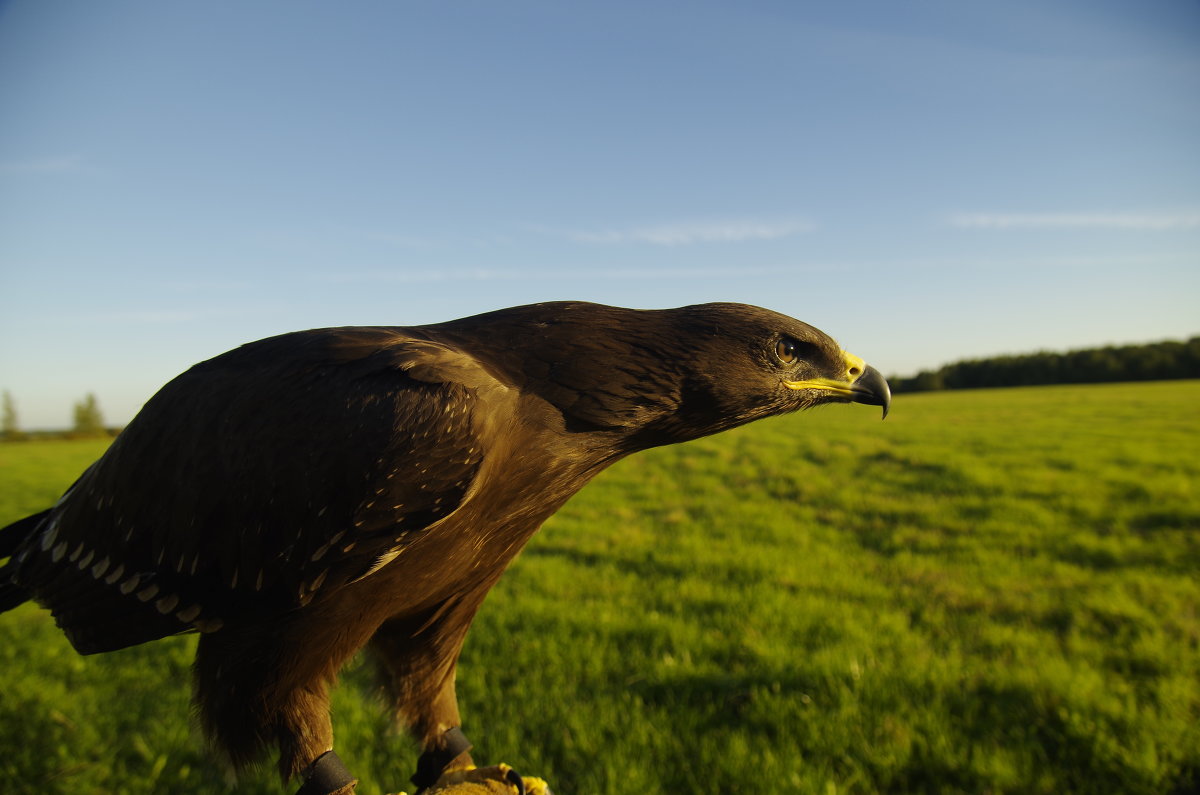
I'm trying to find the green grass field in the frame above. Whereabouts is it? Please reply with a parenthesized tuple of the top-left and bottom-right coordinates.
(2, 381, 1198, 794)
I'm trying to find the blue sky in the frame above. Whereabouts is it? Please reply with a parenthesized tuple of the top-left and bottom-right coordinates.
(1, 0, 1197, 428)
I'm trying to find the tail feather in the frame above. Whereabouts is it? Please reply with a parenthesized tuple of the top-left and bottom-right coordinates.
(0, 509, 50, 613)
(1, 509, 49, 558)
(0, 576, 30, 613)
(1, 508, 188, 652)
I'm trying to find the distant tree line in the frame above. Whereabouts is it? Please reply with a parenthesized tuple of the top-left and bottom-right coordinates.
(1, 390, 116, 441)
(891, 336, 1200, 393)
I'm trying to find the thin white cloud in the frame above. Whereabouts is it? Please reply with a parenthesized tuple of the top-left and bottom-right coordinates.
(63, 309, 211, 325)
(165, 278, 255, 293)
(329, 225, 436, 249)
(53, 303, 286, 326)
(313, 268, 518, 284)
(560, 217, 816, 246)
(949, 212, 1200, 230)
(311, 262, 838, 285)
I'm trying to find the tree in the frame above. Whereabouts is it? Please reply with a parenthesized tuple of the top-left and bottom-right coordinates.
(892, 336, 1200, 393)
(1, 390, 21, 441)
(72, 392, 106, 437)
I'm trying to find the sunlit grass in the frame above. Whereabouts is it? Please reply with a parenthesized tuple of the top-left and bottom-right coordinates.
(2, 381, 1198, 793)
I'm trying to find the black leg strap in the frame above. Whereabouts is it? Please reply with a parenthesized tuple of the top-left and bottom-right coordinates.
(411, 726, 474, 791)
(295, 749, 357, 795)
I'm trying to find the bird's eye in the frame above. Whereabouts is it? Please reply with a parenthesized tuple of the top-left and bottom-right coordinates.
(775, 338, 799, 365)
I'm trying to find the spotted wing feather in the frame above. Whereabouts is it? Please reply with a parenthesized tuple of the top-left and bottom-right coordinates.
(13, 328, 507, 654)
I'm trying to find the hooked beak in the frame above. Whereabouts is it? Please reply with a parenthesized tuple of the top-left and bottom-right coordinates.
(849, 365, 891, 419)
(783, 356, 892, 419)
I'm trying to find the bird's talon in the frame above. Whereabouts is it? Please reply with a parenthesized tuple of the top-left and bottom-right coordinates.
(503, 767, 526, 795)
(518, 775, 551, 795)
(418, 763, 551, 794)
(508, 770, 551, 795)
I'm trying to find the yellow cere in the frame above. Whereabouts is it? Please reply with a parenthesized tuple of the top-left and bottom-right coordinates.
(841, 350, 866, 380)
(783, 350, 866, 394)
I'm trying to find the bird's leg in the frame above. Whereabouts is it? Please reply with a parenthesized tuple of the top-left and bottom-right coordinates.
(293, 749, 358, 795)
(370, 580, 557, 791)
(369, 591, 550, 793)
(369, 612, 477, 789)
(411, 725, 475, 791)
(274, 680, 337, 782)
(194, 629, 363, 794)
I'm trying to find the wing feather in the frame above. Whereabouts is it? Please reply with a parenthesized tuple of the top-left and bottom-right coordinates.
(14, 328, 510, 652)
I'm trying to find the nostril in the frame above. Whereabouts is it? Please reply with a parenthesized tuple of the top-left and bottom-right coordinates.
(849, 367, 861, 377)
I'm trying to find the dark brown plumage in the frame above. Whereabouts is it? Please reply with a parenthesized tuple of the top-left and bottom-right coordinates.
(0, 301, 889, 793)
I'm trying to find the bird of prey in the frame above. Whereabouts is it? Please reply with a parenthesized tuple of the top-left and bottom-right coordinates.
(0, 301, 890, 794)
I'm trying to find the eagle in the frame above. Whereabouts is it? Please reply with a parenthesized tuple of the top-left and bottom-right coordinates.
(0, 301, 889, 794)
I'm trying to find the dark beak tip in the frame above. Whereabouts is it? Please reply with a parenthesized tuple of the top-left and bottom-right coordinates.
(853, 365, 892, 420)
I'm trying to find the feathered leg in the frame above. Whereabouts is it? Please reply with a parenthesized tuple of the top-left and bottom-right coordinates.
(193, 617, 372, 791)
(369, 607, 477, 789)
